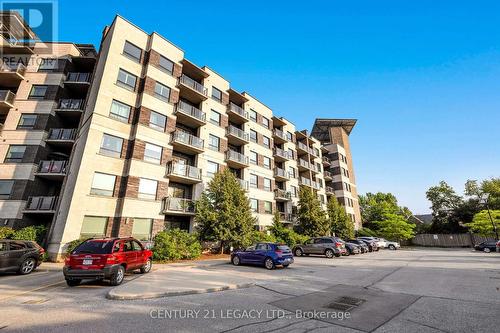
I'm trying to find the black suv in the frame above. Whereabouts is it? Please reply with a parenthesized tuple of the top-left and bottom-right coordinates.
(0, 240, 45, 274)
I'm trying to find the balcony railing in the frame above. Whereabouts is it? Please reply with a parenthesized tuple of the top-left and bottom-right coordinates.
(0, 62, 26, 77)
(279, 212, 297, 223)
(25, 196, 58, 212)
(299, 177, 312, 187)
(313, 181, 321, 190)
(166, 162, 202, 180)
(225, 150, 248, 165)
(0, 90, 15, 106)
(226, 125, 248, 141)
(274, 167, 289, 179)
(171, 131, 204, 150)
(176, 100, 206, 122)
(228, 102, 248, 119)
(325, 186, 335, 194)
(274, 189, 291, 200)
(47, 128, 76, 141)
(324, 170, 333, 179)
(238, 179, 249, 190)
(162, 197, 195, 214)
(322, 156, 331, 165)
(298, 159, 313, 170)
(58, 99, 84, 110)
(180, 74, 207, 96)
(273, 147, 290, 160)
(273, 128, 287, 141)
(66, 72, 91, 83)
(37, 160, 67, 174)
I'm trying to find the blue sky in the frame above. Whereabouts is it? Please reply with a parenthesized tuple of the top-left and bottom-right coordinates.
(52, 0, 499, 213)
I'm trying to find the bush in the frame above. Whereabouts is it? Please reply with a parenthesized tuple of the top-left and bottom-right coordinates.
(153, 229, 202, 261)
(12, 225, 47, 244)
(65, 239, 86, 256)
(356, 227, 377, 237)
(247, 231, 277, 246)
(270, 226, 308, 248)
(0, 226, 14, 239)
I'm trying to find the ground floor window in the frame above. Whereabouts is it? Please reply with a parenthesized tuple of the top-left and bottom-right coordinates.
(132, 218, 153, 240)
(80, 216, 108, 238)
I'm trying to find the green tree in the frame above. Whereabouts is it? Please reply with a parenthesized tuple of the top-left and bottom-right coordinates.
(374, 213, 415, 241)
(426, 181, 465, 233)
(465, 178, 500, 210)
(327, 197, 354, 239)
(195, 169, 255, 252)
(465, 210, 500, 236)
(269, 212, 308, 248)
(295, 186, 329, 237)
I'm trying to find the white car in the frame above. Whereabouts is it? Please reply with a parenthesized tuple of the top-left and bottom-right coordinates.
(380, 239, 400, 250)
(375, 238, 388, 248)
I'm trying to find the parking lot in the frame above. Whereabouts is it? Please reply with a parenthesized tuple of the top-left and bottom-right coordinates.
(1, 248, 499, 332)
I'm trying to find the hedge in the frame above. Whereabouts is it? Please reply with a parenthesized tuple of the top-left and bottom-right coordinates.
(152, 229, 202, 261)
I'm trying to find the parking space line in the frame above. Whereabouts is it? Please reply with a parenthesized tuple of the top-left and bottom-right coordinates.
(0, 280, 66, 302)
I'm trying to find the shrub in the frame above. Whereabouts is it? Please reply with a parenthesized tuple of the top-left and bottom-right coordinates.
(12, 225, 47, 244)
(0, 226, 14, 239)
(65, 239, 86, 256)
(269, 225, 308, 248)
(247, 231, 277, 246)
(153, 229, 202, 261)
(356, 227, 377, 237)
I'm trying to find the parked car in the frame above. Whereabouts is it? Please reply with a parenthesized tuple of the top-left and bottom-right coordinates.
(347, 239, 369, 253)
(380, 239, 400, 250)
(358, 237, 386, 249)
(63, 237, 153, 286)
(356, 238, 379, 252)
(344, 242, 361, 255)
(293, 237, 346, 258)
(474, 241, 498, 253)
(231, 243, 293, 270)
(497, 240, 500, 253)
(0, 239, 45, 275)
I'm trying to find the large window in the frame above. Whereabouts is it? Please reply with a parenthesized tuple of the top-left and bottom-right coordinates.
(249, 109, 257, 122)
(208, 134, 220, 151)
(159, 55, 174, 74)
(28, 85, 47, 99)
(250, 198, 258, 212)
(4, 145, 26, 163)
(38, 58, 59, 71)
(211, 87, 222, 102)
(264, 201, 272, 214)
(290, 185, 297, 197)
(263, 178, 272, 191)
(0, 180, 14, 199)
(249, 129, 257, 143)
(80, 216, 108, 238)
(138, 178, 158, 200)
(262, 136, 270, 148)
(207, 161, 219, 178)
(209, 110, 221, 125)
(263, 157, 271, 169)
(287, 148, 294, 159)
(286, 131, 293, 141)
(109, 100, 131, 122)
(262, 116, 270, 128)
(90, 173, 116, 196)
(17, 114, 37, 129)
(149, 111, 166, 131)
(100, 134, 123, 158)
(154, 82, 171, 101)
(144, 143, 162, 164)
(288, 166, 296, 178)
(123, 41, 142, 62)
(249, 151, 257, 164)
(250, 174, 258, 188)
(132, 218, 153, 240)
(117, 68, 137, 90)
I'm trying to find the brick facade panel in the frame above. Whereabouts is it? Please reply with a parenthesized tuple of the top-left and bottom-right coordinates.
(138, 106, 151, 127)
(118, 217, 133, 237)
(149, 50, 160, 67)
(156, 181, 168, 200)
(169, 89, 179, 104)
(143, 77, 156, 96)
(161, 147, 172, 165)
(152, 219, 165, 236)
(220, 114, 229, 128)
(166, 116, 176, 133)
(221, 91, 229, 106)
(132, 140, 145, 160)
(219, 138, 227, 153)
(126, 176, 139, 198)
(173, 63, 182, 78)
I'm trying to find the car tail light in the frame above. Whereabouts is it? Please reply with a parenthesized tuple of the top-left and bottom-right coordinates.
(106, 255, 118, 264)
(335, 242, 343, 248)
(39, 247, 45, 255)
(64, 257, 71, 265)
(275, 249, 283, 257)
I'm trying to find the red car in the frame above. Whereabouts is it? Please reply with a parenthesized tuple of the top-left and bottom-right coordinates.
(63, 237, 153, 286)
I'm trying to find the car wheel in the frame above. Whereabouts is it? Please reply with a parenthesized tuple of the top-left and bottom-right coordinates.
(18, 257, 36, 275)
(232, 255, 240, 266)
(66, 279, 81, 287)
(140, 258, 152, 274)
(484, 248, 491, 253)
(325, 249, 335, 259)
(388, 244, 396, 250)
(283, 264, 289, 268)
(264, 258, 275, 270)
(344, 251, 350, 256)
(110, 265, 125, 286)
(294, 248, 303, 257)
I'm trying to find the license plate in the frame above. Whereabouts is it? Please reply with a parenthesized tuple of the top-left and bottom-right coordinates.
(83, 259, 93, 265)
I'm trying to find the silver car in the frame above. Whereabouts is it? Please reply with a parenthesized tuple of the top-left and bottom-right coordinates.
(293, 237, 346, 258)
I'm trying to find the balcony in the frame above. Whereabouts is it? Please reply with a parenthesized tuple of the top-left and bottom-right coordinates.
(322, 156, 331, 166)
(238, 179, 249, 191)
(55, 99, 85, 116)
(65, 72, 91, 91)
(227, 103, 248, 124)
(226, 125, 249, 145)
(325, 186, 335, 195)
(170, 130, 204, 154)
(324, 170, 333, 181)
(279, 212, 297, 224)
(175, 100, 206, 127)
(298, 158, 313, 172)
(46, 128, 77, 146)
(178, 74, 208, 103)
(273, 147, 290, 162)
(0, 62, 26, 86)
(225, 150, 249, 169)
(274, 189, 292, 201)
(166, 162, 202, 184)
(162, 197, 195, 215)
(23, 196, 58, 214)
(35, 160, 67, 180)
(299, 177, 312, 188)
(0, 90, 15, 112)
(272, 128, 287, 144)
(274, 167, 289, 182)
(296, 141, 310, 155)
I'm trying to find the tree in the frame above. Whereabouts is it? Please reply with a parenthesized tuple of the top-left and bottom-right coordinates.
(195, 169, 255, 252)
(295, 186, 329, 237)
(269, 212, 308, 248)
(465, 178, 500, 210)
(426, 181, 464, 233)
(374, 213, 415, 241)
(465, 210, 500, 236)
(327, 197, 354, 239)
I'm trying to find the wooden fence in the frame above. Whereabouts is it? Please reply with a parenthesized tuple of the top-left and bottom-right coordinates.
(411, 233, 496, 247)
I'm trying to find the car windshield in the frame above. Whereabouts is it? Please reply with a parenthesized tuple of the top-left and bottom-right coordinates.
(277, 245, 290, 251)
(73, 240, 114, 254)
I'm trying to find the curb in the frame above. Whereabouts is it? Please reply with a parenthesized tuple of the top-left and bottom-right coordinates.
(106, 282, 255, 300)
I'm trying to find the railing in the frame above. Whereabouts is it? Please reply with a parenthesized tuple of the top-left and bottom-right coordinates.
(47, 128, 76, 141)
(225, 150, 248, 165)
(25, 196, 58, 211)
(228, 103, 248, 119)
(274, 167, 289, 179)
(322, 156, 330, 164)
(324, 170, 333, 178)
(325, 186, 335, 194)
(0, 61, 26, 76)
(238, 179, 249, 190)
(0, 90, 15, 105)
(66, 72, 91, 83)
(226, 125, 248, 141)
(176, 100, 206, 122)
(162, 197, 195, 213)
(279, 212, 297, 223)
(273, 128, 287, 141)
(180, 74, 207, 96)
(166, 162, 201, 180)
(58, 99, 84, 110)
(37, 160, 67, 174)
(313, 181, 321, 189)
(274, 189, 291, 200)
(171, 131, 204, 150)
(297, 141, 309, 152)
(299, 177, 312, 187)
(273, 147, 290, 160)
(298, 159, 312, 169)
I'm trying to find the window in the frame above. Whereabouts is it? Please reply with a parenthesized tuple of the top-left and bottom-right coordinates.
(5, 145, 26, 162)
(264, 201, 272, 214)
(316, 163, 322, 172)
(0, 180, 14, 199)
(249, 151, 258, 164)
(262, 116, 270, 128)
(209, 110, 221, 125)
(288, 166, 295, 178)
(263, 156, 271, 169)
(288, 148, 294, 159)
(263, 178, 272, 191)
(211, 87, 222, 102)
(314, 148, 320, 156)
(80, 216, 108, 238)
(100, 134, 123, 158)
(249, 109, 257, 122)
(208, 134, 220, 151)
(250, 174, 258, 188)
(159, 55, 174, 74)
(286, 131, 293, 141)
(319, 194, 325, 204)
(17, 114, 37, 129)
(154, 82, 171, 101)
(290, 185, 297, 197)
(109, 100, 131, 122)
(207, 161, 219, 178)
(249, 129, 257, 142)
(90, 173, 116, 196)
(132, 218, 153, 240)
(149, 111, 166, 131)
(262, 136, 270, 148)
(117, 68, 137, 90)
(38, 58, 59, 71)
(144, 143, 162, 164)
(123, 41, 142, 62)
(250, 199, 258, 212)
(28, 85, 47, 99)
(138, 178, 157, 200)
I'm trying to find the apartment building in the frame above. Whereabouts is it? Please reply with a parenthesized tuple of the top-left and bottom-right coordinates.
(0, 13, 361, 259)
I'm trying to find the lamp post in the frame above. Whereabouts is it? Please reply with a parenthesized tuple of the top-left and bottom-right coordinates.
(481, 193, 498, 240)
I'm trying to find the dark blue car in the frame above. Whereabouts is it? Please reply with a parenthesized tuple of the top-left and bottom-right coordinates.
(231, 242, 294, 270)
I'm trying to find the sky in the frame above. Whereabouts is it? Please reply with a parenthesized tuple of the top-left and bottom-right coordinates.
(47, 1, 500, 213)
